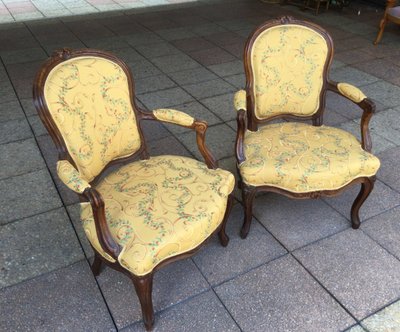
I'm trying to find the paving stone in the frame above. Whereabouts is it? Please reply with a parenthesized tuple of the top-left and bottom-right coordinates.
(140, 119, 171, 142)
(294, 229, 400, 320)
(67, 203, 94, 259)
(0, 260, 116, 331)
(27, 114, 48, 137)
(164, 101, 222, 135)
(0, 169, 62, 224)
(188, 47, 236, 66)
(36, 135, 80, 206)
(0, 208, 84, 288)
(223, 73, 245, 89)
(150, 53, 201, 73)
(206, 59, 244, 77)
(0, 100, 25, 123)
(0, 138, 45, 180)
(362, 206, 400, 261)
(193, 204, 286, 285)
(377, 145, 400, 192)
(155, 27, 197, 41)
(122, 291, 240, 332)
(361, 80, 400, 108)
(138, 87, 194, 110)
(330, 66, 380, 87)
(171, 36, 215, 52)
(0, 118, 32, 145)
(190, 23, 228, 36)
(0, 81, 17, 104)
(128, 59, 163, 78)
(147, 135, 192, 157)
(215, 255, 355, 332)
(201, 93, 236, 122)
(97, 259, 209, 329)
(253, 193, 349, 251)
(178, 123, 235, 160)
(108, 47, 145, 63)
(84, 36, 130, 50)
(182, 78, 235, 99)
(134, 42, 182, 59)
(354, 58, 400, 82)
(335, 48, 376, 65)
(134, 74, 176, 94)
(324, 179, 400, 223)
(345, 325, 367, 332)
(338, 120, 396, 154)
(167, 67, 218, 85)
(362, 300, 400, 331)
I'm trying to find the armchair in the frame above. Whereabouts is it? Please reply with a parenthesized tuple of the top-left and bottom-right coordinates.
(374, 0, 400, 45)
(234, 17, 380, 239)
(33, 49, 234, 331)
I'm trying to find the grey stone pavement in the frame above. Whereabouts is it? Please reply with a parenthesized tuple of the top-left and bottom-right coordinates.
(1, 0, 400, 331)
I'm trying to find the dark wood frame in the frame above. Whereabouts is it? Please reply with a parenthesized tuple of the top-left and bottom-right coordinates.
(33, 48, 234, 331)
(235, 16, 377, 239)
(374, 0, 399, 45)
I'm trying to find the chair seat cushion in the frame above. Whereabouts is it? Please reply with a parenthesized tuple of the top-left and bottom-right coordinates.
(80, 155, 235, 276)
(239, 122, 380, 193)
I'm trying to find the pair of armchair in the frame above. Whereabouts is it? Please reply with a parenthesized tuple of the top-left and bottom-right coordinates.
(33, 17, 380, 331)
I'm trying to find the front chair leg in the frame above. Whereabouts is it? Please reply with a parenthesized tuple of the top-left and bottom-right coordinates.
(218, 194, 234, 247)
(351, 178, 375, 229)
(132, 274, 155, 331)
(240, 186, 256, 239)
(374, 17, 388, 45)
(91, 252, 103, 277)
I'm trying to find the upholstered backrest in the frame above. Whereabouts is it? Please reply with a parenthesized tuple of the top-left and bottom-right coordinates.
(248, 23, 330, 120)
(43, 56, 142, 182)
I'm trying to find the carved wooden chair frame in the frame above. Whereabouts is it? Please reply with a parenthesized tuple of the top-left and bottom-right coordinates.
(374, 0, 400, 45)
(33, 48, 234, 331)
(235, 17, 377, 239)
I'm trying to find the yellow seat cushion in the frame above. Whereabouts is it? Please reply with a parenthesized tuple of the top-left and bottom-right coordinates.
(80, 155, 235, 276)
(240, 122, 380, 193)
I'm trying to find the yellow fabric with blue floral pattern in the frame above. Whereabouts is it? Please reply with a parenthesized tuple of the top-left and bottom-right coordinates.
(240, 122, 380, 192)
(44, 57, 142, 182)
(153, 108, 194, 126)
(250, 25, 328, 119)
(57, 160, 90, 194)
(80, 155, 235, 276)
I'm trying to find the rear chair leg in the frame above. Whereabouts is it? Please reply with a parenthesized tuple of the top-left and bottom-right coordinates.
(218, 194, 234, 247)
(240, 186, 256, 239)
(91, 253, 103, 277)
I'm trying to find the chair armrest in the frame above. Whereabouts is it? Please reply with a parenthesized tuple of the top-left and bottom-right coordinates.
(57, 160, 90, 193)
(233, 90, 247, 164)
(153, 108, 195, 127)
(234, 90, 247, 111)
(327, 81, 376, 152)
(138, 108, 218, 169)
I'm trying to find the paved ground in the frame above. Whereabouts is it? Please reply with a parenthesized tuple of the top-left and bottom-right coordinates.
(1, 0, 400, 331)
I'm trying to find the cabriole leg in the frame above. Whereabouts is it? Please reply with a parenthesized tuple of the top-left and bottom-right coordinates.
(351, 178, 375, 229)
(91, 253, 103, 277)
(132, 274, 154, 331)
(240, 186, 256, 239)
(218, 194, 234, 247)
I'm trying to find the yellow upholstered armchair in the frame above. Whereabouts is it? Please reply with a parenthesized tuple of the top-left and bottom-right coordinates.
(33, 49, 234, 331)
(234, 17, 380, 239)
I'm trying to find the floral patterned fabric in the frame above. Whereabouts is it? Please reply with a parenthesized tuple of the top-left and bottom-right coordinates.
(250, 25, 328, 119)
(57, 160, 90, 193)
(337, 83, 366, 103)
(153, 108, 194, 126)
(44, 56, 142, 182)
(234, 90, 247, 111)
(240, 122, 380, 193)
(80, 155, 235, 276)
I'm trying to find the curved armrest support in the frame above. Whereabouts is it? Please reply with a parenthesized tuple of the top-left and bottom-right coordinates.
(83, 188, 121, 260)
(327, 81, 375, 152)
(57, 160, 90, 194)
(236, 110, 247, 164)
(153, 108, 195, 127)
(138, 108, 218, 169)
(234, 90, 247, 112)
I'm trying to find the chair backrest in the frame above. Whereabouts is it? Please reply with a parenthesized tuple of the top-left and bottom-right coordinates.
(244, 17, 333, 126)
(34, 49, 145, 183)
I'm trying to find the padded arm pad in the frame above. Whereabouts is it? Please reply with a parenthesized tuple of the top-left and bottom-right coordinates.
(153, 108, 195, 127)
(337, 83, 367, 103)
(57, 160, 90, 194)
(234, 90, 247, 111)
